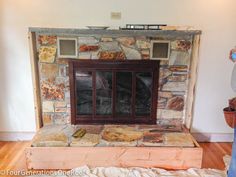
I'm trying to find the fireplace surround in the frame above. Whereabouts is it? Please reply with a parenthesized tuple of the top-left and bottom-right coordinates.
(69, 60, 159, 124)
(28, 28, 201, 129)
(26, 28, 202, 170)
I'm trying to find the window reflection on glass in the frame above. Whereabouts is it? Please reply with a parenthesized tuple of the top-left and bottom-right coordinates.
(96, 71, 112, 115)
(116, 72, 132, 116)
(76, 71, 93, 115)
(135, 72, 152, 116)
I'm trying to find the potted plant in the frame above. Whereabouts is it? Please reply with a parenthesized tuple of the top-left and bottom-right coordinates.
(223, 97, 236, 128)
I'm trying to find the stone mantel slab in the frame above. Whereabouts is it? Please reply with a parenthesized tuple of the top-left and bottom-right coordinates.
(29, 27, 201, 37)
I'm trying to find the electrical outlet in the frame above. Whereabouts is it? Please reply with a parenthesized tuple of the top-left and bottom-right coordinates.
(111, 12, 121, 20)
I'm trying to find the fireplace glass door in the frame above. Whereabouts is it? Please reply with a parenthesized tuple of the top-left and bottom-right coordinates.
(96, 71, 113, 115)
(70, 60, 159, 124)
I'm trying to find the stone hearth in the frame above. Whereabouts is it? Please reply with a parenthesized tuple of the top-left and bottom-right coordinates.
(31, 124, 195, 148)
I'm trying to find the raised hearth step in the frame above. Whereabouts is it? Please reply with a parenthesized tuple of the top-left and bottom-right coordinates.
(31, 124, 194, 148)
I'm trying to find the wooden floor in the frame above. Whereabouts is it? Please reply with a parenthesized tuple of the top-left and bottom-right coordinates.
(0, 141, 232, 172)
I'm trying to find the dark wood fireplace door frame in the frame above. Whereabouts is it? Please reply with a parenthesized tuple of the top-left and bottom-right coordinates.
(69, 60, 159, 125)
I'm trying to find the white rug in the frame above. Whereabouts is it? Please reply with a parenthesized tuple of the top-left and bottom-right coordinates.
(28, 155, 231, 177)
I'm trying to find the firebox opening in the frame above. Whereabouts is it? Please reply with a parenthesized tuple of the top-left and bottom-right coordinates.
(69, 60, 159, 125)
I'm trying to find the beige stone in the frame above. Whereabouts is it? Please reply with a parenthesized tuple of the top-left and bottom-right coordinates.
(102, 127, 143, 142)
(159, 92, 173, 98)
(56, 58, 69, 65)
(101, 37, 113, 42)
(55, 101, 67, 108)
(162, 82, 187, 92)
(168, 75, 187, 82)
(55, 108, 67, 113)
(39, 46, 57, 63)
(42, 101, 54, 112)
(70, 133, 100, 147)
(42, 114, 53, 125)
(76, 125, 104, 134)
(164, 133, 194, 147)
(98, 139, 138, 147)
(117, 37, 135, 47)
(159, 109, 183, 119)
(40, 63, 58, 79)
(31, 125, 68, 147)
(140, 50, 150, 59)
(136, 40, 150, 49)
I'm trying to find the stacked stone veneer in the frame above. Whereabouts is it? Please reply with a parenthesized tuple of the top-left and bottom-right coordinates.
(36, 31, 194, 126)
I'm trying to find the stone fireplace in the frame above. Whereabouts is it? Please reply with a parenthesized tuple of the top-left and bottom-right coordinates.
(27, 28, 202, 170)
(31, 28, 201, 128)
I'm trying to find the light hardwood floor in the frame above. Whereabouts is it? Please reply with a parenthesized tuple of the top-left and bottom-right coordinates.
(0, 141, 232, 171)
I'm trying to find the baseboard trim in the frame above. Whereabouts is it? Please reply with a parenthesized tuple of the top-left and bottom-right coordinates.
(192, 133, 234, 142)
(0, 132, 35, 141)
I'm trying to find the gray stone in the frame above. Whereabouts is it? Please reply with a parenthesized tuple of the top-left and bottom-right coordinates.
(65, 91, 71, 103)
(169, 51, 190, 66)
(58, 65, 66, 77)
(157, 98, 167, 109)
(162, 82, 187, 92)
(91, 51, 99, 59)
(78, 36, 99, 44)
(53, 113, 70, 124)
(121, 45, 141, 59)
(78, 52, 91, 59)
(172, 92, 186, 96)
(100, 41, 121, 51)
(30, 27, 201, 36)
(160, 60, 169, 66)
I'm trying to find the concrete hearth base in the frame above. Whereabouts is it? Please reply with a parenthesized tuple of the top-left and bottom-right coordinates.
(25, 124, 203, 170)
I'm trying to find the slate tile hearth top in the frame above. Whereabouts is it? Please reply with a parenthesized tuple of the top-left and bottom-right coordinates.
(31, 124, 194, 148)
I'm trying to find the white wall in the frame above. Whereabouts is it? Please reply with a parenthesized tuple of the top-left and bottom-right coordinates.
(0, 0, 235, 135)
